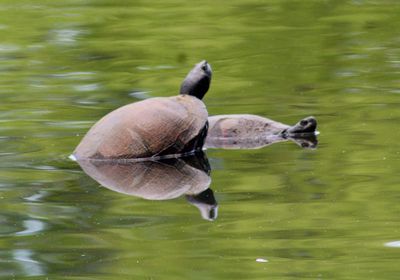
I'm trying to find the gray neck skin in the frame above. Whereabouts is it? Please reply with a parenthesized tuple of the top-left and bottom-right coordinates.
(180, 61, 212, 100)
(180, 75, 210, 100)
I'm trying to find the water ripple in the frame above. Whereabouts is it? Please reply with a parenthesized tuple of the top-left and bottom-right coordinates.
(15, 219, 46, 236)
(73, 83, 100, 92)
(129, 90, 152, 100)
(384, 241, 400, 248)
(50, 71, 96, 79)
(0, 44, 20, 52)
(13, 249, 45, 276)
(49, 28, 83, 46)
(24, 191, 48, 202)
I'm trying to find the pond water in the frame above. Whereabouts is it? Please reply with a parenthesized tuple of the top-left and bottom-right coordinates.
(1, 0, 400, 279)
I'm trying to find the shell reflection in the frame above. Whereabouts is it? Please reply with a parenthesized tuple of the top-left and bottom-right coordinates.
(77, 152, 218, 221)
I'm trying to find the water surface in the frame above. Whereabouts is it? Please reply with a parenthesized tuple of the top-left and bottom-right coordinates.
(1, 0, 400, 279)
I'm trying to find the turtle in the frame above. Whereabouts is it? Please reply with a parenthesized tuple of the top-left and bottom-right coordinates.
(205, 114, 317, 149)
(73, 60, 212, 160)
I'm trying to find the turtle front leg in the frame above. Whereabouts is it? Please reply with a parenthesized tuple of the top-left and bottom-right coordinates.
(181, 121, 209, 154)
(193, 121, 209, 151)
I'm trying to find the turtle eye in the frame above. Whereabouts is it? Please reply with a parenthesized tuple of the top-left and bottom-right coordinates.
(300, 120, 308, 126)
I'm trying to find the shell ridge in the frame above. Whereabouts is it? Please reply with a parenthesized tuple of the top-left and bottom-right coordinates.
(127, 127, 152, 157)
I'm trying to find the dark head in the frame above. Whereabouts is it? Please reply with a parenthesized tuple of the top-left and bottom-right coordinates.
(285, 116, 317, 135)
(180, 60, 212, 100)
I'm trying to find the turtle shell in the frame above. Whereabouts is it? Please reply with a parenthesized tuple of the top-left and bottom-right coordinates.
(74, 94, 208, 159)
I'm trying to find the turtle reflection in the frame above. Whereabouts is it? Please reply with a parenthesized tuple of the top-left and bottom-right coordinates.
(76, 152, 218, 221)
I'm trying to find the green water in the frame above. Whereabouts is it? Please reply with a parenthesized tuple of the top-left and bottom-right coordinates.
(1, 0, 400, 279)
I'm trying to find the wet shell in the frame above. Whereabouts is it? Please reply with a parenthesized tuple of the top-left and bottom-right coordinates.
(74, 95, 207, 159)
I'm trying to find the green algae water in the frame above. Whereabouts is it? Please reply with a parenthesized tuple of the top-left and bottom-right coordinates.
(1, 0, 400, 279)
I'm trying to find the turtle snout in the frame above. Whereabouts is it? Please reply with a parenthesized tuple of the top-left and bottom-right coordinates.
(199, 60, 212, 76)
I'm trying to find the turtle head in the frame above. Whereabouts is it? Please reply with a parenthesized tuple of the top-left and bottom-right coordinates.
(285, 116, 318, 135)
(180, 60, 212, 100)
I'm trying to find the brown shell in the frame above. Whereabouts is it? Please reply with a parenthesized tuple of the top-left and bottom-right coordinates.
(74, 95, 207, 159)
